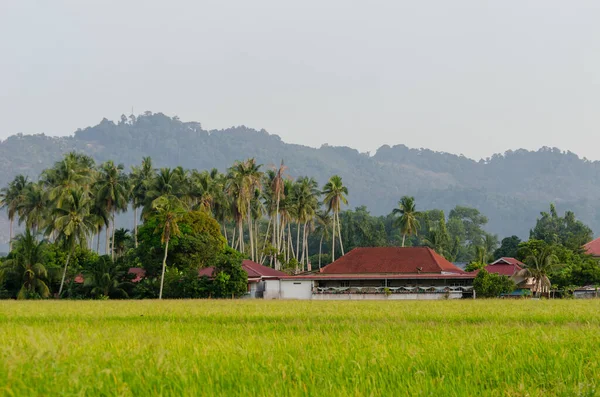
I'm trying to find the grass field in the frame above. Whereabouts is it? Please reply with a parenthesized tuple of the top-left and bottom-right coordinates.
(1, 300, 599, 396)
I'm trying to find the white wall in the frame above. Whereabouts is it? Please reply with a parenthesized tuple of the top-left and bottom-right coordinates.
(279, 280, 313, 300)
(263, 279, 281, 299)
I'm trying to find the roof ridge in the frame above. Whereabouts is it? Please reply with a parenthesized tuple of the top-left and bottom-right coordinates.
(425, 247, 443, 272)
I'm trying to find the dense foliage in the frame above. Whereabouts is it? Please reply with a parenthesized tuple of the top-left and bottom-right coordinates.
(2, 112, 600, 246)
(0, 146, 599, 300)
(473, 269, 516, 298)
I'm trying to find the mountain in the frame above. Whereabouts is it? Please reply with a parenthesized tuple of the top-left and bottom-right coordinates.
(1, 112, 599, 246)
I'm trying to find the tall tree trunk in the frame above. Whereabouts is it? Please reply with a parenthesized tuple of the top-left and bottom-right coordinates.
(111, 209, 116, 261)
(105, 226, 110, 255)
(337, 211, 345, 256)
(96, 228, 101, 253)
(300, 222, 307, 269)
(319, 234, 323, 269)
(238, 221, 244, 253)
(58, 250, 72, 298)
(8, 218, 13, 252)
(294, 223, 300, 260)
(134, 207, 138, 248)
(402, 233, 406, 247)
(331, 213, 336, 262)
(223, 224, 228, 244)
(158, 239, 169, 300)
(231, 226, 236, 249)
(247, 203, 254, 261)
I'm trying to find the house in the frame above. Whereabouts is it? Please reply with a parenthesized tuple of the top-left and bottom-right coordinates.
(484, 257, 534, 293)
(277, 247, 476, 300)
(573, 286, 600, 299)
(198, 260, 289, 298)
(584, 237, 600, 258)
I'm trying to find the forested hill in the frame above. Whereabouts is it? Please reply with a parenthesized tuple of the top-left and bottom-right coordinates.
(1, 112, 599, 240)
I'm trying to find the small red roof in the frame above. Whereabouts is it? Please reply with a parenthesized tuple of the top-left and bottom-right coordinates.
(128, 267, 146, 283)
(198, 260, 288, 280)
(321, 247, 465, 275)
(285, 273, 475, 280)
(584, 237, 600, 257)
(491, 257, 525, 266)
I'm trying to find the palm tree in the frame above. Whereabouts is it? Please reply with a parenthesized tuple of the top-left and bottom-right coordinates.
(153, 196, 185, 299)
(315, 210, 332, 268)
(392, 196, 420, 247)
(130, 157, 155, 247)
(227, 159, 263, 261)
(17, 181, 48, 235)
(0, 229, 50, 299)
(143, 168, 185, 219)
(517, 247, 561, 298)
(51, 189, 96, 297)
(41, 152, 94, 207)
(112, 228, 131, 258)
(83, 256, 130, 299)
(0, 175, 29, 250)
(322, 175, 348, 262)
(94, 161, 129, 260)
(294, 177, 320, 270)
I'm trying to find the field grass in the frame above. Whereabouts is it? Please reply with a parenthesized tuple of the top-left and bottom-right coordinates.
(0, 300, 599, 396)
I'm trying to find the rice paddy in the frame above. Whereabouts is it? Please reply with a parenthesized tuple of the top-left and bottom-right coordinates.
(0, 300, 599, 396)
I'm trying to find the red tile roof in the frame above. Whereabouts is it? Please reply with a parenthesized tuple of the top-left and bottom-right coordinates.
(584, 237, 600, 257)
(285, 273, 475, 280)
(128, 267, 146, 283)
(198, 260, 288, 280)
(484, 264, 522, 277)
(321, 247, 465, 275)
(491, 257, 525, 266)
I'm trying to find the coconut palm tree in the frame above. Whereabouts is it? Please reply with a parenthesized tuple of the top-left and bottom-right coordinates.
(17, 181, 48, 236)
(152, 195, 185, 300)
(0, 229, 50, 299)
(0, 174, 30, 250)
(143, 168, 185, 219)
(50, 189, 96, 297)
(227, 159, 263, 261)
(393, 196, 420, 247)
(94, 161, 129, 260)
(517, 247, 561, 298)
(294, 177, 320, 270)
(41, 152, 94, 207)
(322, 175, 348, 262)
(83, 256, 130, 299)
(315, 210, 332, 269)
(130, 157, 155, 247)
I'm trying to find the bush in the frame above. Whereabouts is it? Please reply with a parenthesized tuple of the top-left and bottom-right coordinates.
(473, 269, 515, 298)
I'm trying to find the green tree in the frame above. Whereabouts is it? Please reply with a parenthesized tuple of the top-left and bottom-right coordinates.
(94, 161, 129, 260)
(494, 235, 521, 259)
(83, 256, 131, 299)
(17, 181, 48, 236)
(0, 229, 51, 299)
(130, 157, 155, 247)
(0, 175, 30, 251)
(51, 189, 96, 297)
(152, 196, 185, 299)
(322, 175, 349, 261)
(212, 246, 248, 298)
(473, 269, 515, 298)
(517, 242, 562, 297)
(530, 204, 592, 251)
(392, 196, 420, 247)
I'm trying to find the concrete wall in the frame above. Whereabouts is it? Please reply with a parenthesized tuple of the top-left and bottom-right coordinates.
(279, 280, 313, 300)
(262, 279, 282, 299)
(312, 292, 464, 300)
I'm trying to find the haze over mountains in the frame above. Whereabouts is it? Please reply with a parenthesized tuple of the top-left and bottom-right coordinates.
(1, 112, 598, 244)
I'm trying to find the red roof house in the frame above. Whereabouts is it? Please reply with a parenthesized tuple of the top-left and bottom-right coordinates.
(584, 237, 600, 257)
(199, 260, 288, 282)
(284, 247, 476, 299)
(484, 257, 525, 277)
(319, 247, 466, 276)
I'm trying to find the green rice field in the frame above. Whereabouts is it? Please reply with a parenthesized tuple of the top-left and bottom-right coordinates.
(1, 300, 599, 396)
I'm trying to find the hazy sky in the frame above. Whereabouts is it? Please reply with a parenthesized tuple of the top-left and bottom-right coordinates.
(1, 0, 599, 160)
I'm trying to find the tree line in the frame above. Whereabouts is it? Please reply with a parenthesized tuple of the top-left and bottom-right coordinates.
(0, 152, 598, 299)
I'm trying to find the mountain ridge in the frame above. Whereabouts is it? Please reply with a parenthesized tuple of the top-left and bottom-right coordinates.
(0, 112, 598, 244)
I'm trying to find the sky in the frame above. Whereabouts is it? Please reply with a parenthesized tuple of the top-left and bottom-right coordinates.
(1, 0, 599, 160)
